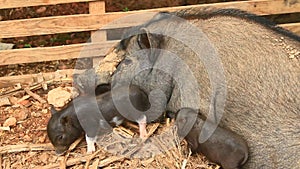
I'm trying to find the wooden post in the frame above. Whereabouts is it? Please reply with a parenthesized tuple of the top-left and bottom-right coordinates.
(89, 1, 106, 67)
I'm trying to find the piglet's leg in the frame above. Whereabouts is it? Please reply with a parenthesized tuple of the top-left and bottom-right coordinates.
(137, 115, 147, 138)
(85, 134, 96, 154)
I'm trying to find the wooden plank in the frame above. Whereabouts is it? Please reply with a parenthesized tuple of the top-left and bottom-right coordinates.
(0, 12, 155, 39)
(0, 41, 118, 66)
(0, 69, 85, 88)
(89, 1, 107, 67)
(0, 22, 296, 67)
(280, 23, 300, 35)
(89, 1, 106, 43)
(0, 0, 98, 9)
(1, 0, 300, 39)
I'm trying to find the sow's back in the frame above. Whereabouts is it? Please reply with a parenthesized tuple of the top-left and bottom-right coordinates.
(100, 8, 300, 169)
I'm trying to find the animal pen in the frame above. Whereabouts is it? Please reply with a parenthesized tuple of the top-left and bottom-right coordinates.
(0, 0, 299, 168)
(0, 0, 299, 88)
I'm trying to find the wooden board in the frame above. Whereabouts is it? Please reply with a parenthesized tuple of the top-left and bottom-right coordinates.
(89, 1, 107, 67)
(0, 69, 86, 88)
(1, 0, 300, 39)
(0, 13, 154, 39)
(281, 22, 300, 35)
(0, 0, 98, 9)
(0, 22, 297, 66)
(0, 41, 118, 66)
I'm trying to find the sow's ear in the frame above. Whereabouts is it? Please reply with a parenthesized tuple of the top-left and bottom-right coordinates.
(137, 28, 151, 49)
(137, 28, 161, 62)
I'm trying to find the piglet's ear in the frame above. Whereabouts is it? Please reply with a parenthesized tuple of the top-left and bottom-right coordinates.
(60, 115, 72, 127)
(50, 105, 58, 115)
(175, 108, 198, 138)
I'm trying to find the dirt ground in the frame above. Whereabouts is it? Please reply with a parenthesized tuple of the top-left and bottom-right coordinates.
(0, 1, 225, 168)
(0, 81, 219, 169)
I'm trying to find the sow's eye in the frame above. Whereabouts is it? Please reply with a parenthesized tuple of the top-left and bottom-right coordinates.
(123, 58, 132, 65)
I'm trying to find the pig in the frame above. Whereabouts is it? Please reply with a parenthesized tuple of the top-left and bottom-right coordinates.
(47, 105, 84, 155)
(47, 84, 151, 155)
(95, 8, 300, 168)
(176, 108, 249, 169)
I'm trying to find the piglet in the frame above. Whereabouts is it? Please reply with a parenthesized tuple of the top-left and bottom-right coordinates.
(47, 85, 150, 155)
(176, 108, 249, 169)
(47, 105, 84, 155)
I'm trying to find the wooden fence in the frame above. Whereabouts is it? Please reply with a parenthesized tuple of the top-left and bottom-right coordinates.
(0, 0, 300, 88)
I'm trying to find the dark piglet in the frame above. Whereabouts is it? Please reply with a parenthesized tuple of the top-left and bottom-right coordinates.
(47, 84, 110, 155)
(47, 105, 84, 155)
(176, 108, 249, 169)
(47, 85, 150, 155)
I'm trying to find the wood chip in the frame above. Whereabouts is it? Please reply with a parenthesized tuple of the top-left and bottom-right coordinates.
(16, 95, 31, 103)
(146, 123, 160, 138)
(0, 154, 2, 169)
(68, 137, 83, 151)
(0, 97, 11, 106)
(123, 121, 139, 130)
(36, 6, 47, 14)
(166, 118, 170, 127)
(114, 126, 135, 137)
(59, 156, 66, 169)
(181, 159, 188, 169)
(47, 87, 73, 107)
(42, 82, 48, 90)
(3, 117, 17, 127)
(0, 126, 10, 131)
(98, 156, 124, 167)
(84, 149, 101, 169)
(90, 158, 100, 169)
(39, 153, 50, 163)
(141, 157, 155, 167)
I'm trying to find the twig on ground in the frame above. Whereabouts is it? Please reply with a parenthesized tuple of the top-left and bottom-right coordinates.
(114, 126, 135, 138)
(99, 123, 161, 168)
(68, 137, 83, 152)
(90, 158, 100, 169)
(0, 78, 72, 97)
(0, 154, 2, 169)
(24, 87, 47, 104)
(0, 143, 53, 154)
(98, 156, 125, 167)
(16, 95, 31, 103)
(146, 123, 160, 138)
(0, 84, 22, 96)
(123, 121, 139, 130)
(59, 156, 66, 169)
(84, 149, 101, 169)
